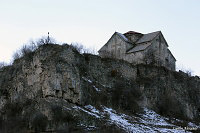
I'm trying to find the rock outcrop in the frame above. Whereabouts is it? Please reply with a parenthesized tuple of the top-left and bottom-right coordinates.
(0, 44, 199, 132)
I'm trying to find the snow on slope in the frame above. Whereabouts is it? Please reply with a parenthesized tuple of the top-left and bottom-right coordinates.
(103, 107, 190, 133)
(73, 105, 199, 133)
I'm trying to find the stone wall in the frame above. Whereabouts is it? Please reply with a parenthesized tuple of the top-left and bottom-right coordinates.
(125, 51, 145, 65)
(99, 33, 132, 59)
(146, 35, 176, 70)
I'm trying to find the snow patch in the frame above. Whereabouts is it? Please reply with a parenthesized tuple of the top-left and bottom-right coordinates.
(73, 106, 100, 118)
(140, 108, 174, 126)
(73, 105, 198, 133)
(84, 105, 100, 114)
(188, 122, 200, 128)
(93, 85, 100, 91)
(82, 77, 92, 83)
(103, 107, 156, 133)
(103, 107, 192, 133)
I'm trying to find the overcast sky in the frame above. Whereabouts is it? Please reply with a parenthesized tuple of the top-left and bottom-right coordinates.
(0, 0, 200, 75)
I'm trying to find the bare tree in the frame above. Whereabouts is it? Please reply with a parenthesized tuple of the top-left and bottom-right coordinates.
(12, 36, 57, 61)
(21, 45, 32, 55)
(84, 46, 98, 55)
(0, 62, 6, 69)
(13, 50, 22, 60)
(176, 64, 194, 77)
(29, 40, 37, 50)
(70, 42, 98, 55)
(13, 44, 34, 60)
(36, 36, 56, 46)
(70, 42, 84, 53)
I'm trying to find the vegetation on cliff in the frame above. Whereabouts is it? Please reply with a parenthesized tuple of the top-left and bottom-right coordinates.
(0, 41, 200, 132)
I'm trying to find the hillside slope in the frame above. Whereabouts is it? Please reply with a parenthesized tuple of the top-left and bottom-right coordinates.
(0, 44, 200, 132)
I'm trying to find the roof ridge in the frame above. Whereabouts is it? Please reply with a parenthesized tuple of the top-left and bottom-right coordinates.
(124, 31, 143, 35)
(144, 31, 161, 35)
(136, 31, 161, 44)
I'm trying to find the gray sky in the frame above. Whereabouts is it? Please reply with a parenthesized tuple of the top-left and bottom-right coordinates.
(0, 0, 200, 75)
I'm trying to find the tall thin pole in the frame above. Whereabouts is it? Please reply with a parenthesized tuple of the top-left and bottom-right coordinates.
(47, 32, 50, 44)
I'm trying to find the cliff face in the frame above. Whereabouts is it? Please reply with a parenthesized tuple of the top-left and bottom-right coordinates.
(0, 44, 200, 132)
(137, 65, 200, 120)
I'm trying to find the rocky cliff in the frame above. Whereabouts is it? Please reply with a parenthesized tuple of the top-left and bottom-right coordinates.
(0, 44, 200, 132)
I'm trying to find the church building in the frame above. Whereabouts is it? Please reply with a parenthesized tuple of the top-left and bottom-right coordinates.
(98, 31, 176, 70)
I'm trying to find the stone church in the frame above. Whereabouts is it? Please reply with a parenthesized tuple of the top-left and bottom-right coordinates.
(98, 31, 176, 71)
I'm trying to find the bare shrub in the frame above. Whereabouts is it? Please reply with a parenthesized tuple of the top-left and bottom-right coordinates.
(184, 69, 193, 77)
(0, 62, 7, 69)
(70, 42, 84, 53)
(71, 42, 97, 54)
(36, 36, 56, 46)
(177, 65, 194, 77)
(12, 44, 34, 60)
(12, 36, 56, 61)
(13, 50, 22, 60)
(82, 46, 98, 55)
(28, 40, 37, 51)
(21, 45, 32, 55)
